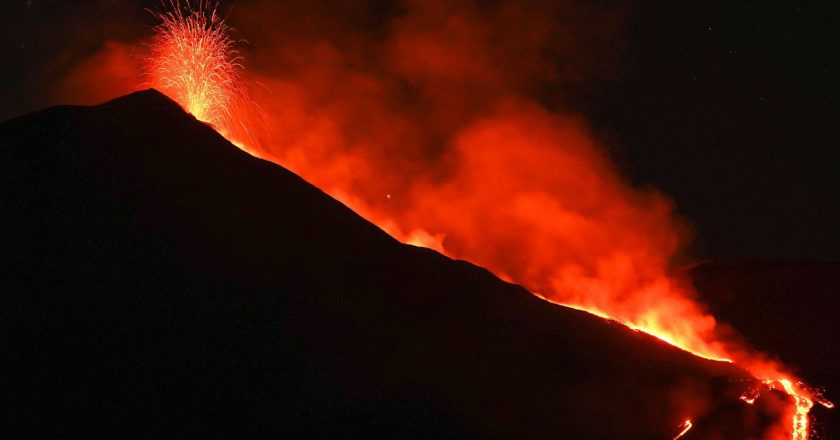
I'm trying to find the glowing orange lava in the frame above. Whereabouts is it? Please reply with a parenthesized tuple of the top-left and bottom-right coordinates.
(557, 300, 832, 439)
(766, 378, 834, 440)
(143, 2, 832, 438)
(673, 419, 693, 439)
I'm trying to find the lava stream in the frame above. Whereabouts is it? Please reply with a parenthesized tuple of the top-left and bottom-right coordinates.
(673, 419, 693, 439)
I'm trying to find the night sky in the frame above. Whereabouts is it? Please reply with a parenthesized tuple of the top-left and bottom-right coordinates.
(2, 0, 838, 263)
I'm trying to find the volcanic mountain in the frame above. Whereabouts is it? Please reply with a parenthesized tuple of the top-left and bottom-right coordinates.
(0, 90, 809, 438)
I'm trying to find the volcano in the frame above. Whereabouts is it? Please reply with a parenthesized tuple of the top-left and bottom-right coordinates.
(0, 90, 821, 438)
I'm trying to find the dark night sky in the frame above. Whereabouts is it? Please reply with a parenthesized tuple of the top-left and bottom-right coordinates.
(2, 1, 838, 263)
(574, 2, 840, 263)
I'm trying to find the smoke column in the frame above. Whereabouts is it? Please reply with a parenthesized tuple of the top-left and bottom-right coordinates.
(239, 2, 833, 437)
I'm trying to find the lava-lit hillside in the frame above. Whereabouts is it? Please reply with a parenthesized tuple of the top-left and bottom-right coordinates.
(0, 90, 799, 439)
(3, 1, 838, 438)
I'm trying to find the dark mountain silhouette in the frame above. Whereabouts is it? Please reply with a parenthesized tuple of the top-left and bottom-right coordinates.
(0, 89, 796, 438)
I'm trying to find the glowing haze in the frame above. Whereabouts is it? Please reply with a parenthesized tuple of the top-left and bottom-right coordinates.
(62, 1, 832, 438)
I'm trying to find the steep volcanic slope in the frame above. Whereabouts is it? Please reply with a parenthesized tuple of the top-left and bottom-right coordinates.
(1, 90, 780, 438)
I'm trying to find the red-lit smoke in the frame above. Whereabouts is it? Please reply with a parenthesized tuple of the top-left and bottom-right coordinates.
(49, 41, 140, 107)
(235, 3, 832, 436)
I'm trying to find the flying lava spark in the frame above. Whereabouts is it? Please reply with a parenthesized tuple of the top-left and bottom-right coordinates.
(142, 1, 832, 438)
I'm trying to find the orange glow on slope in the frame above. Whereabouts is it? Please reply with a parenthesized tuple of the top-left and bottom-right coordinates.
(776, 379, 814, 440)
(549, 299, 732, 363)
(766, 378, 834, 440)
(137, 2, 832, 438)
(673, 419, 693, 439)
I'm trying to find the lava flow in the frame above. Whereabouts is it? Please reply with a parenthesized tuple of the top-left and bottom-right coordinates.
(141, 1, 832, 438)
(673, 419, 693, 439)
(742, 378, 835, 440)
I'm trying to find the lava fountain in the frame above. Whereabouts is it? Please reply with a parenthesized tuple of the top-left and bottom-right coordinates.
(143, 2, 831, 438)
(145, 0, 260, 152)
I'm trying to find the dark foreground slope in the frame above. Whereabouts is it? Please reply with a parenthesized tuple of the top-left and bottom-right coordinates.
(1, 90, 777, 439)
